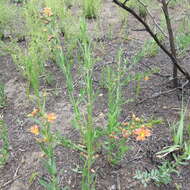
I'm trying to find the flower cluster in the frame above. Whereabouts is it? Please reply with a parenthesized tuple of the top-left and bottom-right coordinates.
(40, 7, 54, 25)
(27, 108, 39, 117)
(42, 7, 53, 17)
(109, 113, 152, 141)
(44, 113, 57, 123)
(133, 127, 151, 141)
(29, 125, 40, 136)
(122, 114, 152, 141)
(40, 7, 57, 43)
(28, 108, 57, 140)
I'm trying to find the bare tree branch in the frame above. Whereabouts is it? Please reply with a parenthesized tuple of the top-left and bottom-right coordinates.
(162, 0, 178, 86)
(137, 0, 168, 38)
(113, 0, 190, 84)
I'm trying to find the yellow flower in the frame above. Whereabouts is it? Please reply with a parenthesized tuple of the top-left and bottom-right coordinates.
(29, 125, 40, 135)
(42, 7, 53, 17)
(133, 127, 151, 141)
(44, 113, 57, 123)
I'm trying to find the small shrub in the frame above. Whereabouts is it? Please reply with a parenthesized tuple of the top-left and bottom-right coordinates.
(0, 116, 9, 167)
(0, 83, 6, 108)
(83, 0, 101, 19)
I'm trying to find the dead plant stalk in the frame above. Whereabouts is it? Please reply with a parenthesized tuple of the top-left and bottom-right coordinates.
(161, 0, 178, 86)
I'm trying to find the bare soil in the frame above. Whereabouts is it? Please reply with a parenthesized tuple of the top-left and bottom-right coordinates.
(0, 0, 190, 190)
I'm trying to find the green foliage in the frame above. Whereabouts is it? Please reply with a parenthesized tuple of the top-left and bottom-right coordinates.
(134, 162, 178, 187)
(0, 83, 6, 108)
(39, 156, 59, 190)
(102, 50, 125, 164)
(156, 105, 190, 159)
(173, 107, 185, 146)
(0, 117, 9, 167)
(168, 0, 179, 7)
(177, 33, 190, 53)
(12, 0, 26, 3)
(82, 0, 101, 19)
(143, 39, 159, 57)
(176, 14, 190, 53)
(154, 104, 190, 188)
(44, 0, 69, 21)
(142, 33, 165, 58)
(3, 0, 190, 189)
(11, 0, 53, 97)
(28, 94, 63, 190)
(54, 19, 97, 189)
(0, 1, 16, 38)
(0, 1, 12, 28)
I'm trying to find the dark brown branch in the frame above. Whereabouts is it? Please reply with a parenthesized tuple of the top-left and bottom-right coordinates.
(113, 0, 190, 82)
(162, 0, 178, 87)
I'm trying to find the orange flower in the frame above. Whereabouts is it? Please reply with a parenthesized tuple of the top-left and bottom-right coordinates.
(29, 125, 40, 135)
(48, 35, 54, 41)
(144, 76, 149, 81)
(121, 128, 130, 139)
(122, 122, 129, 126)
(133, 127, 151, 141)
(44, 113, 57, 123)
(43, 7, 53, 17)
(109, 134, 119, 140)
(27, 108, 39, 117)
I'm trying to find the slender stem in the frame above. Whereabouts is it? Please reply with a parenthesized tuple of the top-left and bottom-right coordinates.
(162, 0, 178, 87)
(137, 0, 168, 38)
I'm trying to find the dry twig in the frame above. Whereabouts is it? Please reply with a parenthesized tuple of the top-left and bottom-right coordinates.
(161, 0, 178, 86)
(137, 0, 168, 38)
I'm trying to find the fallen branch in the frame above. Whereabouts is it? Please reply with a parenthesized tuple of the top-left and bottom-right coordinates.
(0, 175, 20, 189)
(135, 87, 179, 105)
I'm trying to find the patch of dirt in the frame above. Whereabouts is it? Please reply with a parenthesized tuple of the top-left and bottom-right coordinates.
(1, 0, 190, 190)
